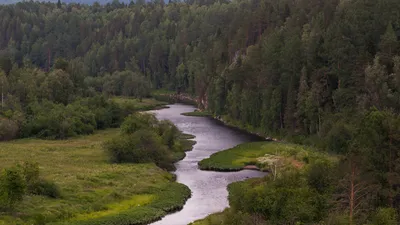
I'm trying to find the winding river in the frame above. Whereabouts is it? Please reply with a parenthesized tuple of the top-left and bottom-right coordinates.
(150, 104, 266, 225)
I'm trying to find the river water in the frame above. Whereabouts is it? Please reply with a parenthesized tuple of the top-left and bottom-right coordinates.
(150, 104, 266, 225)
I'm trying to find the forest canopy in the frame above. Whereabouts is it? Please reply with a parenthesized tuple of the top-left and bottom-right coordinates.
(0, 0, 399, 140)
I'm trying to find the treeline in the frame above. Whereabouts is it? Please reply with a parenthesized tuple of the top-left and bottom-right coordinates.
(0, 58, 151, 140)
(1, 0, 399, 138)
(221, 108, 400, 224)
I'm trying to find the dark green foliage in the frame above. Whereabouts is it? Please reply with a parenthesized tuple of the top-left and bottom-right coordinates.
(104, 113, 193, 170)
(22, 101, 96, 139)
(157, 120, 180, 149)
(30, 179, 61, 198)
(0, 167, 25, 210)
(21, 161, 60, 198)
(307, 161, 335, 194)
(77, 96, 124, 129)
(229, 170, 322, 224)
(102, 70, 151, 100)
(120, 113, 158, 135)
(105, 113, 195, 170)
(372, 208, 398, 225)
(0, 117, 19, 141)
(41, 70, 74, 105)
(325, 123, 353, 154)
(104, 129, 174, 170)
(54, 58, 69, 71)
(18, 96, 133, 140)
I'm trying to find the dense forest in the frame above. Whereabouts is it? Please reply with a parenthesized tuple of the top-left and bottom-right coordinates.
(1, 0, 400, 224)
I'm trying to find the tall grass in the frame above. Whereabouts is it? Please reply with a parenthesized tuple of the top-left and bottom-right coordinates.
(0, 129, 190, 225)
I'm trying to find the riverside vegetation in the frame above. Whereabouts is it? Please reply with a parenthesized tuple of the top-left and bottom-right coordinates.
(0, 94, 196, 225)
(1, 0, 400, 224)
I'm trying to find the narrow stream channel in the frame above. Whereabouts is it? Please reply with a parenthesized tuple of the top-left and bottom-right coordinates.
(150, 104, 266, 225)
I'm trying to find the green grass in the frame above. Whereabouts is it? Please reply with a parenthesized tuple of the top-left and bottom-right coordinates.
(0, 129, 190, 225)
(198, 141, 334, 172)
(151, 89, 176, 96)
(171, 133, 197, 162)
(112, 97, 169, 111)
(179, 133, 196, 140)
(181, 111, 212, 117)
(189, 210, 226, 225)
(151, 90, 198, 105)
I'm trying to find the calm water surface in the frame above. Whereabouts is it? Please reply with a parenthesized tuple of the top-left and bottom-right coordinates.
(150, 104, 266, 225)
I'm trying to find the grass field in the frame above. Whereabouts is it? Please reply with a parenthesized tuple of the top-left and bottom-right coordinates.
(0, 129, 191, 225)
(112, 97, 169, 111)
(189, 210, 226, 225)
(181, 111, 212, 117)
(198, 141, 334, 172)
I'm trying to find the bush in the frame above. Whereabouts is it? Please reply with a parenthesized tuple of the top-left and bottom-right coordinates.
(21, 161, 61, 198)
(22, 101, 96, 139)
(77, 96, 124, 129)
(157, 120, 180, 149)
(104, 129, 174, 170)
(229, 170, 320, 224)
(307, 161, 335, 194)
(0, 167, 26, 210)
(0, 117, 19, 141)
(121, 113, 158, 134)
(31, 179, 61, 198)
(325, 123, 353, 154)
(372, 208, 398, 225)
(104, 113, 186, 170)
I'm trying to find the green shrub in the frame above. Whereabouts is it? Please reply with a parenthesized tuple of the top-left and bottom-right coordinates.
(104, 129, 174, 170)
(325, 123, 353, 154)
(22, 101, 96, 139)
(77, 96, 123, 129)
(371, 208, 398, 225)
(104, 113, 191, 170)
(157, 120, 180, 149)
(21, 161, 40, 192)
(21, 161, 61, 198)
(121, 113, 158, 134)
(0, 167, 26, 210)
(229, 170, 320, 224)
(306, 160, 335, 194)
(31, 179, 61, 198)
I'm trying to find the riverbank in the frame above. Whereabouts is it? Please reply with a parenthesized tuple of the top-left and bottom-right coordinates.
(0, 98, 196, 225)
(194, 141, 336, 225)
(112, 96, 170, 111)
(0, 129, 193, 225)
(152, 90, 198, 106)
(198, 141, 332, 172)
(179, 107, 276, 141)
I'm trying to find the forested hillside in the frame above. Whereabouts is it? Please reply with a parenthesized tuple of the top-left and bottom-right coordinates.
(1, 0, 400, 223)
(1, 0, 399, 137)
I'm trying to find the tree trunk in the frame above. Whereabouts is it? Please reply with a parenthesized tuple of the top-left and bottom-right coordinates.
(349, 163, 355, 225)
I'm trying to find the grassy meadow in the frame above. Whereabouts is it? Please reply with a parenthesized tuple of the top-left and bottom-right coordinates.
(0, 129, 191, 225)
(189, 210, 227, 225)
(112, 97, 169, 111)
(181, 111, 212, 117)
(0, 97, 196, 225)
(198, 141, 335, 172)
